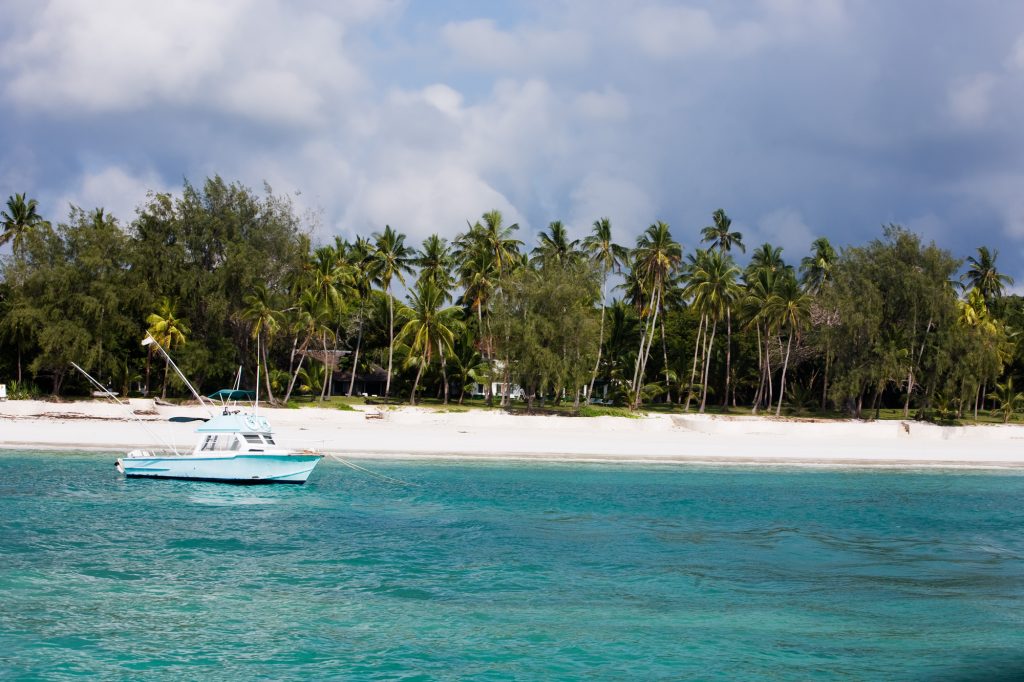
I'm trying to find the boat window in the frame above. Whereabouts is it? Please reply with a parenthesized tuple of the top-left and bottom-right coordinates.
(201, 435, 216, 451)
(243, 434, 262, 444)
(263, 436, 276, 445)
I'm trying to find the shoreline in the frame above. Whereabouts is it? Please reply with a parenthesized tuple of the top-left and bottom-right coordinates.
(2, 399, 1024, 470)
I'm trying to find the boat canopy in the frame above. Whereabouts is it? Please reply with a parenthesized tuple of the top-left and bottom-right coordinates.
(207, 389, 257, 402)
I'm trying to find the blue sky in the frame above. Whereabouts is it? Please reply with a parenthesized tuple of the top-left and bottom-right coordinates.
(2, 0, 1024, 280)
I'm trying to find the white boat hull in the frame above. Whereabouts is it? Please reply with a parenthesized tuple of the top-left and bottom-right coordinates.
(116, 451, 322, 484)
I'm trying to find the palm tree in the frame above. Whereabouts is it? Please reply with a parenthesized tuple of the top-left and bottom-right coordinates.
(741, 265, 781, 413)
(344, 237, 374, 397)
(1, 193, 50, 257)
(987, 377, 1024, 424)
(416, 234, 455, 294)
(396, 280, 462, 405)
(749, 243, 792, 276)
(963, 246, 1013, 305)
(283, 289, 332, 404)
(686, 249, 741, 412)
(240, 284, 283, 404)
(700, 209, 745, 254)
(582, 217, 628, 401)
(701, 209, 745, 407)
(531, 220, 581, 268)
(450, 329, 488, 404)
(146, 298, 190, 399)
(631, 221, 682, 407)
(455, 209, 523, 277)
(763, 276, 812, 416)
(368, 225, 415, 397)
(799, 237, 836, 295)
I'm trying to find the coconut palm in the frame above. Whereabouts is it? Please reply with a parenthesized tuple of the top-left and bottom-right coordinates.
(416, 234, 455, 295)
(531, 220, 581, 268)
(240, 284, 283, 404)
(283, 289, 332, 404)
(763, 276, 812, 416)
(749, 243, 792, 276)
(450, 329, 489, 404)
(146, 298, 190, 399)
(582, 217, 628, 400)
(630, 221, 682, 407)
(455, 209, 523, 277)
(396, 280, 463, 405)
(1, 193, 50, 257)
(700, 209, 745, 255)
(344, 237, 375, 397)
(963, 246, 1013, 305)
(686, 249, 741, 412)
(799, 237, 836, 295)
(368, 225, 415, 397)
(741, 265, 781, 413)
(701, 209, 745, 406)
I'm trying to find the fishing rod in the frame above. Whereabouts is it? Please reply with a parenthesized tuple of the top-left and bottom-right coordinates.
(142, 334, 215, 418)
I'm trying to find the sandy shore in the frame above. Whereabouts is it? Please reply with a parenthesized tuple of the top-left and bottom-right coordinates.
(2, 398, 1024, 469)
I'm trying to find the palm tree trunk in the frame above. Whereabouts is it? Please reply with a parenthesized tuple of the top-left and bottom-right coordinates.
(319, 332, 330, 402)
(261, 335, 276, 405)
(635, 287, 662, 409)
(723, 308, 732, 407)
(588, 277, 609, 401)
(752, 324, 764, 414)
(660, 308, 671, 404)
(161, 359, 169, 399)
(821, 341, 831, 411)
(410, 359, 424, 405)
(385, 288, 394, 397)
(144, 347, 152, 396)
(347, 314, 363, 397)
(685, 314, 706, 412)
(439, 341, 450, 405)
(776, 331, 794, 417)
(699, 320, 718, 413)
(766, 334, 775, 409)
(284, 334, 312, 403)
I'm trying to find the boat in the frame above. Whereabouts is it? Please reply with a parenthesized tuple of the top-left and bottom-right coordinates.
(115, 410, 322, 484)
(73, 335, 323, 485)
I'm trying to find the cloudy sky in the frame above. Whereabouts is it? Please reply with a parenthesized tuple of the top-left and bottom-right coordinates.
(2, 0, 1023, 278)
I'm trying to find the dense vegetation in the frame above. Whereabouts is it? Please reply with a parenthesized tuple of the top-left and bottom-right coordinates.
(2, 178, 1023, 422)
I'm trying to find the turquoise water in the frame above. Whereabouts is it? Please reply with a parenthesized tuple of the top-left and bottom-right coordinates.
(2, 452, 1023, 680)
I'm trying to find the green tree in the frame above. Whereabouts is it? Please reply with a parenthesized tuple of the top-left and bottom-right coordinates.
(800, 237, 836, 295)
(1, 193, 50, 257)
(763, 277, 812, 416)
(147, 297, 190, 399)
(368, 225, 414, 397)
(630, 221, 682, 407)
(987, 378, 1024, 424)
(963, 246, 1013, 307)
(240, 284, 283, 404)
(396, 280, 462, 405)
(582, 217, 628, 401)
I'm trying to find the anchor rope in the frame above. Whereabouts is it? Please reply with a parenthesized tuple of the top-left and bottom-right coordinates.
(323, 452, 420, 487)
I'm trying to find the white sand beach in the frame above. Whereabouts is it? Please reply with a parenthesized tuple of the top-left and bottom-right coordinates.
(2, 398, 1023, 468)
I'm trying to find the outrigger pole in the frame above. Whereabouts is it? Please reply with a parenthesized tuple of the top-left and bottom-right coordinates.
(69, 361, 181, 455)
(142, 334, 215, 418)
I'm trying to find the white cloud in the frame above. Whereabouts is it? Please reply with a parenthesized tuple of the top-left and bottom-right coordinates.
(441, 18, 590, 72)
(948, 72, 998, 126)
(55, 165, 170, 224)
(2, 0, 370, 125)
(574, 87, 629, 120)
(568, 174, 653, 242)
(959, 173, 1024, 239)
(627, 5, 718, 59)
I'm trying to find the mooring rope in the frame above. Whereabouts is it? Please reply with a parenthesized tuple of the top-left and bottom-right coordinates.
(323, 452, 420, 487)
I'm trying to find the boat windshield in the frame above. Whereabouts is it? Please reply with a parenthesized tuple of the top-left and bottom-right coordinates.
(200, 435, 242, 452)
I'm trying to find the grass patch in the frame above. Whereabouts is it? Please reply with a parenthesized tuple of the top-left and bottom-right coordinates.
(579, 405, 641, 418)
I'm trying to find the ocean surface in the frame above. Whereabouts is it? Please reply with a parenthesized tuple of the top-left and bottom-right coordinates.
(1, 452, 1023, 680)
